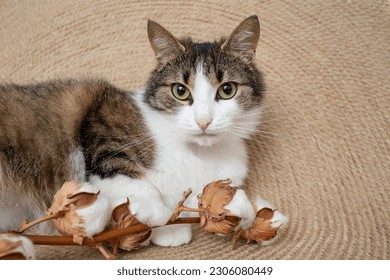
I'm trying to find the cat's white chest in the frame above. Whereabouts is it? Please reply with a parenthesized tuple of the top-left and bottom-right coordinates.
(145, 138, 249, 208)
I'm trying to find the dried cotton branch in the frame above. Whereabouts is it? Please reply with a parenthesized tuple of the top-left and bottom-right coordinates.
(10, 179, 287, 259)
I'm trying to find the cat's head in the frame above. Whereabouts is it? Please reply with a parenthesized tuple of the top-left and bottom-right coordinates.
(144, 16, 264, 147)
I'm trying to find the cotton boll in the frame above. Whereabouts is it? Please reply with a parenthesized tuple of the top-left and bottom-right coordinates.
(254, 197, 289, 230)
(0, 233, 36, 260)
(48, 181, 111, 244)
(109, 198, 151, 251)
(74, 191, 111, 238)
(253, 197, 288, 246)
(232, 197, 288, 248)
(197, 179, 241, 235)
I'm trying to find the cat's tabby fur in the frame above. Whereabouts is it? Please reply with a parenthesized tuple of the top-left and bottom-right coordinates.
(0, 16, 265, 246)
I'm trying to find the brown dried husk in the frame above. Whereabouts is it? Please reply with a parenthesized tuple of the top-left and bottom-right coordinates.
(109, 198, 151, 251)
(246, 208, 279, 241)
(48, 181, 100, 244)
(0, 233, 35, 259)
(198, 179, 241, 234)
(0, 239, 25, 260)
(232, 207, 280, 248)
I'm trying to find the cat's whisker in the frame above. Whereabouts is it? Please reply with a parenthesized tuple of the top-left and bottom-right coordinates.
(95, 132, 154, 140)
(259, 118, 292, 125)
(92, 133, 155, 148)
(231, 114, 262, 122)
(241, 126, 294, 140)
(232, 110, 294, 126)
(231, 121, 260, 129)
(122, 136, 156, 147)
(88, 134, 156, 172)
(124, 131, 183, 168)
(127, 142, 156, 163)
(227, 129, 276, 140)
(233, 110, 262, 117)
(230, 125, 282, 138)
(124, 135, 155, 147)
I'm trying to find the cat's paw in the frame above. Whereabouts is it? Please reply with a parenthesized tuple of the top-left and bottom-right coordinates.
(129, 196, 172, 227)
(225, 189, 256, 230)
(151, 224, 192, 247)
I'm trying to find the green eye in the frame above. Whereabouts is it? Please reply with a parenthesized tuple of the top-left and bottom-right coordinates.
(172, 83, 191, 101)
(217, 82, 237, 100)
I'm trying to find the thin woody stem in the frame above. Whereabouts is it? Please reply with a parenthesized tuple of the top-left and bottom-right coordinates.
(22, 217, 201, 246)
(24, 224, 150, 246)
(168, 217, 200, 225)
(112, 239, 120, 255)
(232, 228, 245, 250)
(96, 244, 115, 260)
(169, 188, 193, 221)
(15, 212, 62, 233)
(179, 206, 203, 213)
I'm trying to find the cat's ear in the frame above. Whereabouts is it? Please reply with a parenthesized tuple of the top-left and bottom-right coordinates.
(222, 15, 260, 62)
(147, 20, 185, 64)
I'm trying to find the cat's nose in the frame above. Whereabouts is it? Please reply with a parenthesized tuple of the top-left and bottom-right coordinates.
(197, 119, 213, 131)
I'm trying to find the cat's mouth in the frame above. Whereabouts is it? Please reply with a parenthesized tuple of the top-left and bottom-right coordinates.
(197, 132, 217, 137)
(190, 132, 220, 147)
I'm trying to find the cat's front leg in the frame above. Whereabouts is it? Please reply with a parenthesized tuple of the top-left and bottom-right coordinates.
(90, 174, 193, 247)
(89, 174, 172, 227)
(149, 192, 202, 247)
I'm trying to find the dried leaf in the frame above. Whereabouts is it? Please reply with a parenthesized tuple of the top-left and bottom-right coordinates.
(0, 233, 35, 260)
(109, 198, 151, 251)
(198, 179, 241, 234)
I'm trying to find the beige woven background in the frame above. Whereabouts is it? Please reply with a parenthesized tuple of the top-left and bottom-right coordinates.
(1, 0, 389, 259)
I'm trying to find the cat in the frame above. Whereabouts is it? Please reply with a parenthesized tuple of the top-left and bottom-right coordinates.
(0, 15, 272, 247)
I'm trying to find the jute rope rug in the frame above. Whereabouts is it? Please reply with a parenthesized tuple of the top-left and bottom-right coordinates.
(0, 0, 389, 259)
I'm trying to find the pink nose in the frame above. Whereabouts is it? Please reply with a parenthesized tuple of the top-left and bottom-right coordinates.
(197, 119, 212, 131)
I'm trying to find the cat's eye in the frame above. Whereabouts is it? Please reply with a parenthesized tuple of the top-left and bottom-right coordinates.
(217, 82, 237, 100)
(171, 83, 191, 101)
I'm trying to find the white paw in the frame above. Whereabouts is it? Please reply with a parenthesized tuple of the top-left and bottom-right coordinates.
(129, 196, 172, 227)
(151, 224, 192, 247)
(225, 189, 256, 230)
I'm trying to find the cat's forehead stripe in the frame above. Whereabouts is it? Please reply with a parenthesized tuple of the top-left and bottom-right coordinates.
(183, 71, 190, 84)
(193, 62, 215, 100)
